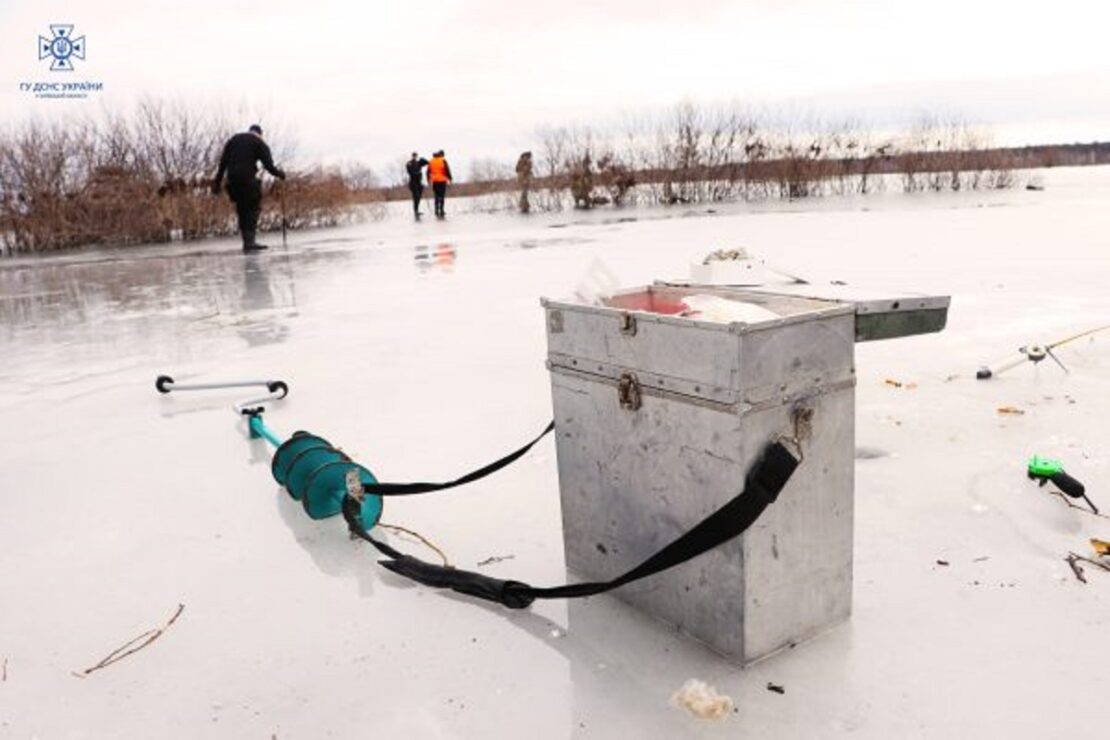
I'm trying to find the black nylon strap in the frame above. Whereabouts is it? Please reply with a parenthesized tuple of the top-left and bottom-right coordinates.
(344, 440, 800, 609)
(363, 421, 555, 496)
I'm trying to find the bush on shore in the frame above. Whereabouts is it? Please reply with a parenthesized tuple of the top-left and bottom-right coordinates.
(0, 100, 382, 255)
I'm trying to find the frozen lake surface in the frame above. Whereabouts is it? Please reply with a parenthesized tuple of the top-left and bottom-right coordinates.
(2, 169, 1109, 738)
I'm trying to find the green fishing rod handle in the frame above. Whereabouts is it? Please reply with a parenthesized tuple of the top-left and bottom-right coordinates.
(1028, 455, 1064, 478)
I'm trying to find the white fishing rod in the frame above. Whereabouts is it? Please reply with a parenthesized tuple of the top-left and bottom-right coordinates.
(976, 324, 1110, 380)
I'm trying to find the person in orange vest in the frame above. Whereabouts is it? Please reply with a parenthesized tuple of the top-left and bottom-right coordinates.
(427, 150, 453, 218)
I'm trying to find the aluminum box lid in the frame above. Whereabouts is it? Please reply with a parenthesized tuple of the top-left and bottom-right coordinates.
(662, 281, 950, 342)
(542, 285, 855, 406)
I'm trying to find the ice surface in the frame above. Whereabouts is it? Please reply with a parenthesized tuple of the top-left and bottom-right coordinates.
(2, 168, 1109, 738)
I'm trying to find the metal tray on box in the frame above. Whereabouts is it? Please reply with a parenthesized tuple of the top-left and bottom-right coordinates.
(661, 281, 950, 342)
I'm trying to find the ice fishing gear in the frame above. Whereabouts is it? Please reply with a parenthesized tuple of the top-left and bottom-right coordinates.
(977, 324, 1110, 380)
(268, 428, 383, 522)
(157, 374, 386, 527)
(156, 373, 802, 610)
(155, 374, 289, 414)
(1028, 455, 1096, 513)
(155, 374, 288, 396)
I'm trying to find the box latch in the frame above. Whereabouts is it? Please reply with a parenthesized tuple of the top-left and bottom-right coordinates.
(619, 312, 637, 336)
(618, 372, 642, 410)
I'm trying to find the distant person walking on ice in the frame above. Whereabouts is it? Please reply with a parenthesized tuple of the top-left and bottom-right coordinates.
(212, 124, 285, 252)
(515, 151, 533, 214)
(428, 150, 453, 218)
(406, 152, 429, 218)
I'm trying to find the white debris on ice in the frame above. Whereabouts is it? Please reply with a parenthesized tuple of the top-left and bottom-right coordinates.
(670, 678, 734, 720)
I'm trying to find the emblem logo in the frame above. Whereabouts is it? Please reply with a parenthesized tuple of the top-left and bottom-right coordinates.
(38, 24, 86, 71)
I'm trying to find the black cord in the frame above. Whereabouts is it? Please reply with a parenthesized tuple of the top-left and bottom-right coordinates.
(363, 421, 555, 496)
(343, 440, 800, 609)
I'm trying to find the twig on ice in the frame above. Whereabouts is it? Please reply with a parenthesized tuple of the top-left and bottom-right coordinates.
(378, 522, 451, 567)
(73, 603, 185, 678)
(477, 554, 516, 567)
(1065, 554, 1087, 584)
(1068, 551, 1110, 575)
(1048, 490, 1110, 519)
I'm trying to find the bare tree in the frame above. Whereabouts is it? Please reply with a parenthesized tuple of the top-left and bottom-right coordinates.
(467, 157, 512, 184)
(0, 100, 366, 254)
(537, 126, 570, 211)
(337, 161, 380, 191)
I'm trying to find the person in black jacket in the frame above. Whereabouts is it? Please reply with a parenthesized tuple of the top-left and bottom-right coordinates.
(212, 125, 286, 252)
(406, 152, 429, 219)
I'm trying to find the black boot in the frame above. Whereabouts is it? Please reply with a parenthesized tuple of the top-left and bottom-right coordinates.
(242, 230, 268, 252)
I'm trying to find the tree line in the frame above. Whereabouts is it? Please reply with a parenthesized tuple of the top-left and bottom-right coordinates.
(0, 99, 382, 255)
(4, 99, 1102, 254)
(447, 106, 1070, 213)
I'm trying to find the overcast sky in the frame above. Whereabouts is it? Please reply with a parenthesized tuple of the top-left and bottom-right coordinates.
(4, 0, 1110, 178)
